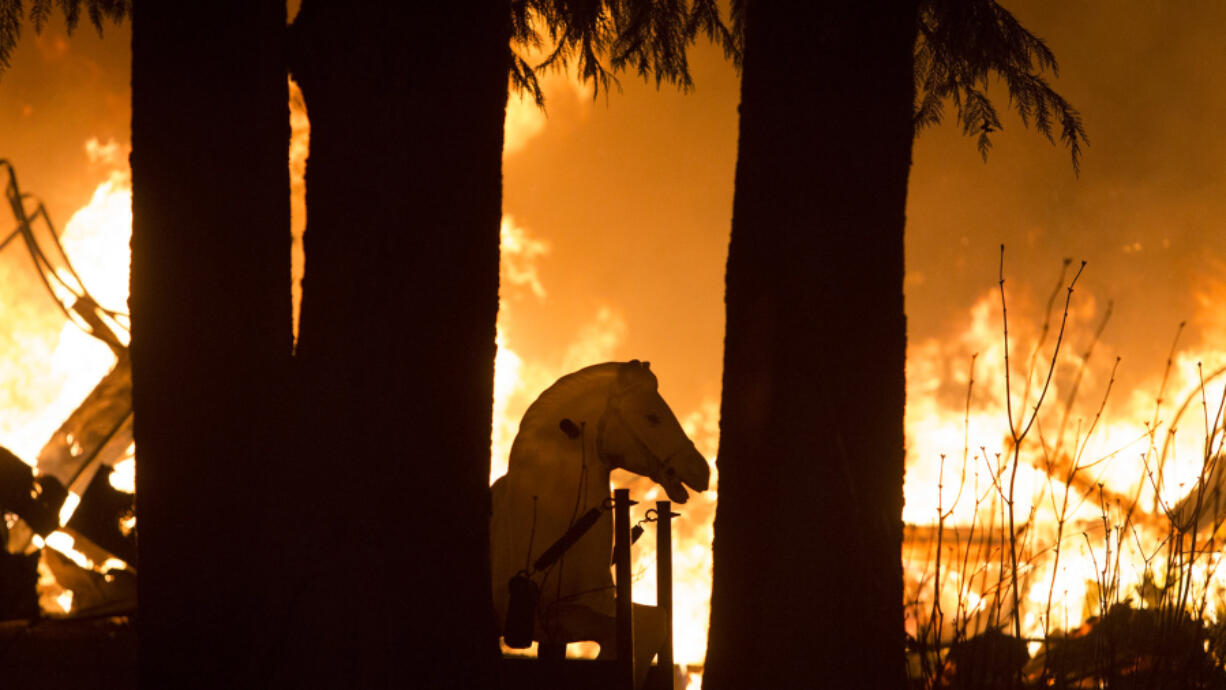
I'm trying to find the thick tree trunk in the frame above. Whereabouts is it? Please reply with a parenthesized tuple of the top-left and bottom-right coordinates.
(705, 1, 915, 687)
(281, 2, 507, 686)
(130, 2, 290, 687)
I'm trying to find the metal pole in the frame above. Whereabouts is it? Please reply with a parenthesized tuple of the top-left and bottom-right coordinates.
(656, 500, 673, 688)
(615, 488, 635, 689)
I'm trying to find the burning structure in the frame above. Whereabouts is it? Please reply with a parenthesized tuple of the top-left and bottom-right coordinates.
(0, 160, 135, 631)
(9, 4, 1226, 686)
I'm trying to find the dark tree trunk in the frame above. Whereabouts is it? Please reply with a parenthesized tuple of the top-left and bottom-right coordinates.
(281, 2, 507, 686)
(705, 1, 915, 687)
(130, 1, 291, 687)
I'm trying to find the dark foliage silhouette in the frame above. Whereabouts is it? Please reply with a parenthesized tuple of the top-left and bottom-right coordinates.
(0, 0, 127, 75)
(704, 2, 1084, 688)
(0, 0, 1088, 687)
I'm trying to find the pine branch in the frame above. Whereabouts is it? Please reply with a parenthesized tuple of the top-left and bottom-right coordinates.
(0, 0, 21, 74)
(508, 49, 545, 107)
(507, 0, 738, 106)
(30, 0, 50, 32)
(914, 0, 1088, 174)
(685, 0, 740, 68)
(0, 0, 127, 75)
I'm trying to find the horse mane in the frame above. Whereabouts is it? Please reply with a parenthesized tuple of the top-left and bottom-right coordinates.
(518, 362, 618, 434)
(517, 361, 657, 435)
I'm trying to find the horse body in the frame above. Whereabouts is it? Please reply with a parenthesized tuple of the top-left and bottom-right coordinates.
(491, 393, 618, 623)
(490, 360, 709, 663)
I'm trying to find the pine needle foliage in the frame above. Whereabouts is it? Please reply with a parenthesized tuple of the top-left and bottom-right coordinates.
(915, 0, 1088, 174)
(0, 0, 128, 77)
(510, 0, 1084, 175)
(508, 0, 742, 104)
(2, 0, 1083, 180)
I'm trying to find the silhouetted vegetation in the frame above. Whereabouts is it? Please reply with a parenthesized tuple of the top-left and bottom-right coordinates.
(507, 0, 741, 101)
(1, 1, 1101, 688)
(708, 2, 1086, 687)
(0, 0, 128, 76)
(915, 0, 1087, 171)
(906, 255, 1226, 689)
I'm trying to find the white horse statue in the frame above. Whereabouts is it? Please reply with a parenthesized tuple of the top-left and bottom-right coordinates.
(490, 360, 710, 683)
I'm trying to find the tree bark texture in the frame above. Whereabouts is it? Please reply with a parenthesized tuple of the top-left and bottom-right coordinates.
(130, 1, 291, 687)
(705, 1, 915, 687)
(282, 2, 508, 686)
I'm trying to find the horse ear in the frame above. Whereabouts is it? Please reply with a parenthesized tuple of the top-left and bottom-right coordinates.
(617, 361, 639, 387)
(642, 361, 650, 370)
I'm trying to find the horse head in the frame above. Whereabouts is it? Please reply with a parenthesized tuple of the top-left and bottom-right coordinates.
(596, 360, 710, 503)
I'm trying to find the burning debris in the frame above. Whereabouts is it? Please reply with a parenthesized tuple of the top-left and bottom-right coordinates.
(0, 160, 135, 623)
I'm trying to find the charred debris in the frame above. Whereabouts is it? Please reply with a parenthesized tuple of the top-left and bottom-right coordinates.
(0, 161, 135, 639)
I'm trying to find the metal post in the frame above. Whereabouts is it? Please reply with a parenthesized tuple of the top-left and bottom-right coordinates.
(656, 500, 673, 688)
(615, 488, 635, 689)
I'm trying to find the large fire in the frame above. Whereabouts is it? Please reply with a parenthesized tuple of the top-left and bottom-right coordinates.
(902, 257, 1226, 674)
(494, 198, 1226, 686)
(494, 216, 718, 688)
(10, 70, 1226, 690)
(0, 138, 132, 614)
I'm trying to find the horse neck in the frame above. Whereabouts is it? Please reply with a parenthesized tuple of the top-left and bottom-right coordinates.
(574, 439, 613, 507)
(560, 382, 614, 473)
(511, 379, 616, 501)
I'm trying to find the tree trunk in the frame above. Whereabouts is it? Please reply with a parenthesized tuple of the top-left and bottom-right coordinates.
(705, 1, 915, 687)
(130, 1, 291, 687)
(281, 2, 507, 686)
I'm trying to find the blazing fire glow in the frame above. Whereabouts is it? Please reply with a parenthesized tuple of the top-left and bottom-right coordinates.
(41, 165, 1226, 682)
(902, 268, 1226, 658)
(11, 42, 1226, 688)
(496, 203, 1226, 684)
(0, 138, 134, 614)
(494, 207, 716, 687)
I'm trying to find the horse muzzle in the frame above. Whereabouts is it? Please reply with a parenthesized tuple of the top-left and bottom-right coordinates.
(659, 445, 710, 504)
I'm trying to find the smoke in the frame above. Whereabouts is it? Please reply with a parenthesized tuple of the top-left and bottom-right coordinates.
(63, 139, 131, 312)
(500, 216, 550, 300)
(504, 92, 547, 156)
(84, 137, 123, 166)
(504, 66, 593, 156)
(908, 2, 1226, 403)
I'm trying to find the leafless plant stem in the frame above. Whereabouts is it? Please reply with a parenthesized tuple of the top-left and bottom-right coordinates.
(999, 245, 1086, 643)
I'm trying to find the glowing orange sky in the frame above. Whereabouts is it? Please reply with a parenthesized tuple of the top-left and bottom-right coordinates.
(908, 2, 1226, 401)
(10, 3, 1226, 669)
(2, 2, 1226, 466)
(0, 22, 128, 230)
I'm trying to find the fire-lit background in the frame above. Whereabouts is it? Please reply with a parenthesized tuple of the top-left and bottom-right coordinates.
(4, 0, 1226, 681)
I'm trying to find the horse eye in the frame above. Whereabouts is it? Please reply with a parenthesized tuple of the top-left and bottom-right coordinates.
(645, 413, 661, 426)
